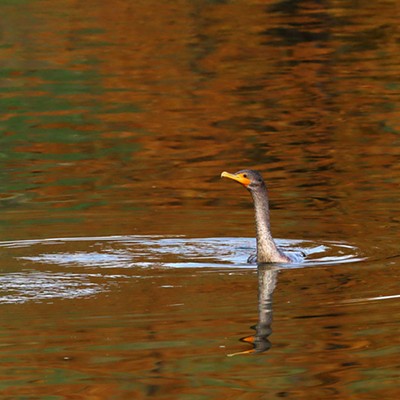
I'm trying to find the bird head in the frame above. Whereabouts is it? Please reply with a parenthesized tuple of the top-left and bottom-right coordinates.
(221, 169, 265, 191)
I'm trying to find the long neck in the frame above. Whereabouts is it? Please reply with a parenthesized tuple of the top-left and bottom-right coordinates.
(250, 185, 287, 263)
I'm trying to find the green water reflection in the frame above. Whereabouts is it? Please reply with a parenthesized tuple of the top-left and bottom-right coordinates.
(1, 0, 400, 398)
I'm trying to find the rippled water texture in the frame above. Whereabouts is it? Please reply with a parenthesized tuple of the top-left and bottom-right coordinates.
(1, 0, 400, 398)
(0, 235, 363, 303)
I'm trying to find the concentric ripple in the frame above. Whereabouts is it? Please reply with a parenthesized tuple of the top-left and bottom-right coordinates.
(0, 235, 365, 303)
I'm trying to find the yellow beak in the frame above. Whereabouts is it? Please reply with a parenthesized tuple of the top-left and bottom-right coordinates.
(221, 171, 251, 187)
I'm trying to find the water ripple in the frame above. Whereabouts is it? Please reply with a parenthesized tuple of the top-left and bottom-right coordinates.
(1, 235, 365, 269)
(0, 235, 364, 303)
(0, 272, 103, 304)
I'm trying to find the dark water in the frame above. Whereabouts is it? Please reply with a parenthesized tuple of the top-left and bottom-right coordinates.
(1, 0, 400, 398)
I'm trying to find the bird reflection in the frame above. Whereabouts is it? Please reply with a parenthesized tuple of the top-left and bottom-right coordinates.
(229, 264, 278, 356)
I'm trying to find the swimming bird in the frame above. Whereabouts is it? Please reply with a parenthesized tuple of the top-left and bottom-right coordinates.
(221, 169, 299, 264)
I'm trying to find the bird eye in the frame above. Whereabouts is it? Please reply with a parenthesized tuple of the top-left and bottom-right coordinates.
(242, 174, 248, 178)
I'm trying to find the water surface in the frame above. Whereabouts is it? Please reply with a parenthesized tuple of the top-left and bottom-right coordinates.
(1, 0, 400, 398)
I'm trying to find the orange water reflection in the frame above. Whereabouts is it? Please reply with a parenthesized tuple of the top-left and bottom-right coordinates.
(1, 0, 400, 398)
